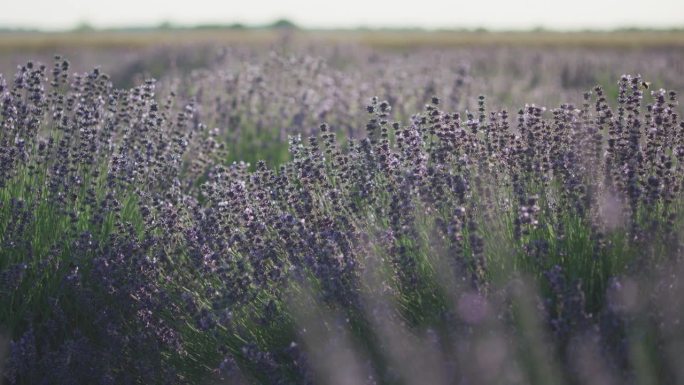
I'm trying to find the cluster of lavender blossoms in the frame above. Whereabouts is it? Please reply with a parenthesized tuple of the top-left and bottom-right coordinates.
(0, 55, 683, 385)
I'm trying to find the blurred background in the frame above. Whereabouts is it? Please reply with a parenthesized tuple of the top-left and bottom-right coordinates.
(1, 0, 683, 91)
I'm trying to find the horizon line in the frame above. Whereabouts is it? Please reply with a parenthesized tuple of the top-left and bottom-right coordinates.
(2, 20, 684, 34)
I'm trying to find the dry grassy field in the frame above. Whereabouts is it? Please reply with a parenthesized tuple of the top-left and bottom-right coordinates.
(1, 29, 683, 51)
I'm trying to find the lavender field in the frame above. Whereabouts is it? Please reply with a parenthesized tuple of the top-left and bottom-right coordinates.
(1, 33, 684, 384)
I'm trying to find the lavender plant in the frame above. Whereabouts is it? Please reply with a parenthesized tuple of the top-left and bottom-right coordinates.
(0, 53, 683, 385)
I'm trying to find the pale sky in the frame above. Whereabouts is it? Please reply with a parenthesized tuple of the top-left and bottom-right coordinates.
(1, 0, 683, 31)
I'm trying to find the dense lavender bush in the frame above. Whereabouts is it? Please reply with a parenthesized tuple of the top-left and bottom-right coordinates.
(0, 52, 683, 385)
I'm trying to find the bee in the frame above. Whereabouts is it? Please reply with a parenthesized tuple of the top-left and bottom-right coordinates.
(641, 81, 651, 90)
